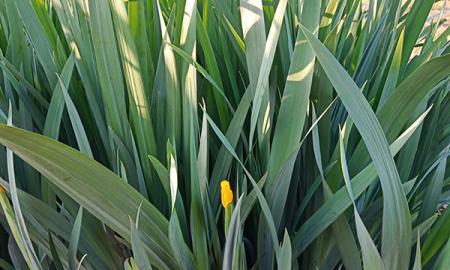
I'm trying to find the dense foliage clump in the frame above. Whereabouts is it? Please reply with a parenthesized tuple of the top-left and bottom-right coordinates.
(0, 0, 449, 269)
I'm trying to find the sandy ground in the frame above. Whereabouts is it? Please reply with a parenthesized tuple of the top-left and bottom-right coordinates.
(414, 1, 449, 55)
(360, 0, 449, 33)
(362, 1, 449, 55)
(428, 1, 449, 36)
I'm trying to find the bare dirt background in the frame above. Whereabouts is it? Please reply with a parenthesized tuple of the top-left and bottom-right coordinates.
(362, 1, 449, 56)
(427, 1, 449, 35)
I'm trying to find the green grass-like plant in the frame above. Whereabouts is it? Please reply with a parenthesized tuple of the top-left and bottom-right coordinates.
(0, 0, 449, 269)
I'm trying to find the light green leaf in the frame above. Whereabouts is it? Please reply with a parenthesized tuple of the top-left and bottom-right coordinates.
(130, 216, 153, 270)
(43, 55, 75, 139)
(109, 0, 157, 192)
(69, 207, 83, 270)
(277, 231, 292, 270)
(293, 106, 429, 257)
(59, 75, 93, 158)
(168, 211, 194, 270)
(222, 196, 242, 270)
(434, 238, 450, 270)
(0, 124, 178, 270)
(300, 24, 411, 269)
(6, 106, 41, 270)
(340, 129, 384, 270)
(412, 231, 421, 270)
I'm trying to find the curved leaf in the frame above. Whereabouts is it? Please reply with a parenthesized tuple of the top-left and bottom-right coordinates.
(300, 24, 411, 269)
(0, 124, 178, 270)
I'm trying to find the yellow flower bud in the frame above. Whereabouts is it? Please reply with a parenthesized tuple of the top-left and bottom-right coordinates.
(0, 185, 4, 193)
(220, 180, 233, 208)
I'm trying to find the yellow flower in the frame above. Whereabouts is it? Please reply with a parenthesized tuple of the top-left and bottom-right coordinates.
(0, 185, 4, 193)
(220, 180, 233, 208)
